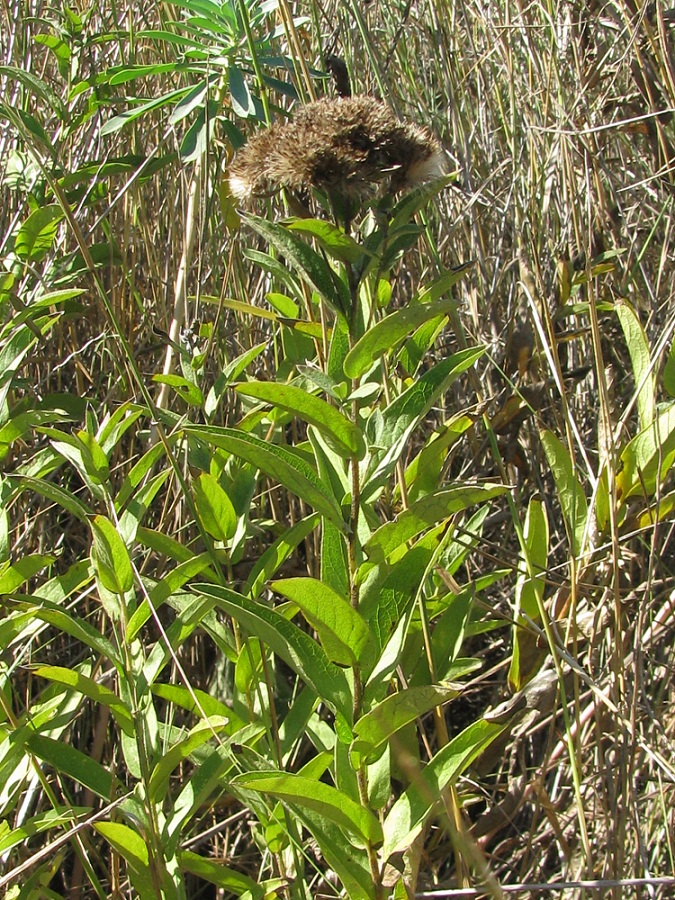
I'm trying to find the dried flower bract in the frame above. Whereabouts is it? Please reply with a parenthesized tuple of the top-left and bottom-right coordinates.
(228, 96, 446, 203)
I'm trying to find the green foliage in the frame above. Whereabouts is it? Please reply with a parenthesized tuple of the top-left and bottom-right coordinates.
(2, 0, 675, 897)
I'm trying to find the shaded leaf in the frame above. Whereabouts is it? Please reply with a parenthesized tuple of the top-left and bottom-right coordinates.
(28, 734, 119, 801)
(243, 213, 350, 315)
(191, 583, 353, 720)
(185, 425, 344, 530)
(35, 665, 134, 736)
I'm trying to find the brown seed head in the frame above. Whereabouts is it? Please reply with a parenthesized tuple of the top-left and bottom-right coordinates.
(228, 96, 446, 203)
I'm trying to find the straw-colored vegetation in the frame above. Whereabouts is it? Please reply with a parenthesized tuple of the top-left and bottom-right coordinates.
(1, 0, 675, 897)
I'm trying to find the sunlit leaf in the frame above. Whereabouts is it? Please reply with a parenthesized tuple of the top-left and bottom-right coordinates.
(90, 515, 134, 595)
(272, 576, 376, 669)
(351, 684, 461, 765)
(344, 296, 458, 379)
(540, 429, 587, 557)
(382, 718, 506, 859)
(235, 381, 365, 459)
(233, 771, 383, 845)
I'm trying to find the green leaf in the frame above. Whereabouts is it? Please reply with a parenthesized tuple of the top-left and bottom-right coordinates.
(126, 553, 214, 640)
(8, 474, 91, 521)
(292, 807, 376, 899)
(233, 771, 383, 845)
(152, 373, 204, 406)
(229, 64, 255, 117)
(34, 665, 135, 736)
(184, 426, 344, 530)
(27, 734, 118, 801)
(0, 554, 55, 593)
(360, 539, 435, 649)
(616, 299, 655, 429)
(382, 718, 506, 859)
(351, 684, 461, 765)
(178, 850, 263, 895)
(271, 577, 376, 670)
(344, 297, 460, 379)
(191, 583, 353, 720)
(364, 484, 508, 563)
(509, 495, 548, 691)
(149, 716, 230, 802)
(90, 515, 134, 595)
(540, 429, 588, 557)
(390, 174, 458, 228)
(0, 807, 89, 856)
(193, 472, 237, 542)
(18, 601, 122, 670)
(403, 413, 475, 503)
(235, 381, 365, 459)
(664, 340, 675, 398)
(617, 402, 675, 502)
(0, 65, 66, 120)
(14, 205, 64, 262)
(243, 213, 350, 315)
(94, 821, 154, 893)
(100, 86, 193, 134)
(364, 348, 485, 497)
(286, 218, 366, 263)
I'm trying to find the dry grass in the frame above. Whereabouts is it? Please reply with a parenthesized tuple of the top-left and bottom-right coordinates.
(1, 0, 675, 897)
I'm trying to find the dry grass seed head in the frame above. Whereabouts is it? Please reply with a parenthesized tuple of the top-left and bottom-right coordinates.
(228, 95, 446, 202)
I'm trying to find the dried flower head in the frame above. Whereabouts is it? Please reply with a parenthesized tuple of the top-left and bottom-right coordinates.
(228, 96, 446, 203)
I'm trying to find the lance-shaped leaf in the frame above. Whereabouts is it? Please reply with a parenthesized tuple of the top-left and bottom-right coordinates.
(0, 554, 55, 594)
(364, 484, 508, 564)
(193, 472, 237, 542)
(94, 822, 154, 895)
(178, 851, 263, 897)
(344, 294, 464, 379)
(185, 426, 344, 530)
(233, 771, 383, 845)
(192, 583, 352, 721)
(245, 512, 321, 600)
(382, 718, 507, 859)
(616, 299, 655, 430)
(363, 348, 485, 497)
(351, 684, 461, 765)
(90, 514, 134, 595)
(286, 217, 367, 264)
(149, 716, 230, 802)
(34, 665, 134, 736)
(540, 429, 588, 557)
(271, 577, 376, 670)
(243, 213, 350, 315)
(509, 494, 549, 691)
(617, 402, 675, 503)
(235, 381, 365, 459)
(28, 734, 119, 801)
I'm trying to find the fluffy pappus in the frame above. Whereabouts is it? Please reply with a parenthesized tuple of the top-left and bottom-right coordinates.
(228, 96, 446, 203)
